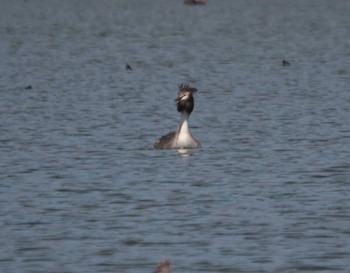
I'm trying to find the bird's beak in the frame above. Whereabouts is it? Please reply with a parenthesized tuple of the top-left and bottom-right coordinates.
(175, 94, 185, 102)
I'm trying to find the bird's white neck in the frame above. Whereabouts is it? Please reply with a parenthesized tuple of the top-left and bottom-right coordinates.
(177, 111, 191, 138)
(175, 111, 199, 148)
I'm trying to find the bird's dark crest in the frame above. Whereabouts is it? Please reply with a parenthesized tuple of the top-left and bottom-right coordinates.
(176, 83, 197, 113)
(178, 83, 197, 93)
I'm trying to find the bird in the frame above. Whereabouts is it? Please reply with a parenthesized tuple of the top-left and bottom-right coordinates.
(154, 83, 201, 150)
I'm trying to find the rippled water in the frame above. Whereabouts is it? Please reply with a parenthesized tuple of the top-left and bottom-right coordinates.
(1, 0, 350, 272)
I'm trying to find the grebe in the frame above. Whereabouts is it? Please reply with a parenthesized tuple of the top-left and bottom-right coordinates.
(154, 83, 201, 150)
(155, 259, 171, 273)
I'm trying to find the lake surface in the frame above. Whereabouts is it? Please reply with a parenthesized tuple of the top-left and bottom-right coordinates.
(1, 0, 350, 272)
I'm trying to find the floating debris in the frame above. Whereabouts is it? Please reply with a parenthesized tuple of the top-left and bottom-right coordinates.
(155, 259, 171, 273)
(282, 60, 290, 66)
(184, 0, 206, 5)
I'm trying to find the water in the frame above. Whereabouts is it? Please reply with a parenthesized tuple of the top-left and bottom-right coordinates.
(1, 0, 350, 272)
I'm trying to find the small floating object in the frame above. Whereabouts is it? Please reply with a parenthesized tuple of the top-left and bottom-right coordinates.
(125, 64, 132, 70)
(25, 85, 32, 90)
(282, 60, 290, 66)
(184, 0, 206, 5)
(155, 259, 171, 273)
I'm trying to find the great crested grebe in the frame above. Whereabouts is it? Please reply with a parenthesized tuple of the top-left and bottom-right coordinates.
(154, 83, 201, 150)
(155, 259, 171, 273)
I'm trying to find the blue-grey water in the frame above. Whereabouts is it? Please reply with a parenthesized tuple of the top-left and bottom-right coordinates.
(1, 0, 350, 272)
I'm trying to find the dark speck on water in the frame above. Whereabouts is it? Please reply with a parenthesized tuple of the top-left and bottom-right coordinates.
(282, 60, 290, 66)
(1, 0, 350, 273)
